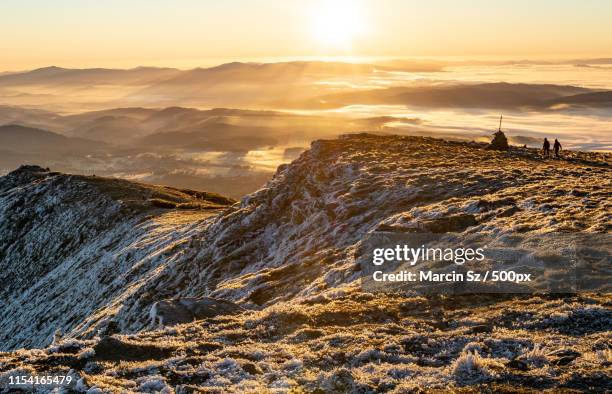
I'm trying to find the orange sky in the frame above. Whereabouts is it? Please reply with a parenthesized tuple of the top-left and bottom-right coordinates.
(1, 0, 611, 70)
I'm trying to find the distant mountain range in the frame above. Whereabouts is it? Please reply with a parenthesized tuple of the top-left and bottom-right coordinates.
(0, 61, 411, 110)
(0, 125, 108, 173)
(290, 82, 600, 110)
(0, 124, 101, 152)
(3, 57, 611, 86)
(546, 91, 612, 107)
(1, 61, 610, 111)
(0, 66, 182, 86)
(0, 61, 420, 91)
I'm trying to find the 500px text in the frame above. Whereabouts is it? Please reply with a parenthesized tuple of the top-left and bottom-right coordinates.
(373, 270, 532, 283)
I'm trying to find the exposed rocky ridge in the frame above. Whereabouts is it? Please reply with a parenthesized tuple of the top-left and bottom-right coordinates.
(0, 135, 610, 392)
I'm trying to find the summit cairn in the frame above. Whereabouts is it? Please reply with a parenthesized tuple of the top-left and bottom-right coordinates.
(487, 115, 509, 151)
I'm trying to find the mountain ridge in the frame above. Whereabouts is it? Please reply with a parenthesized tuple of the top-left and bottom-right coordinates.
(0, 135, 610, 392)
(0, 166, 234, 350)
(0, 124, 105, 152)
(290, 82, 594, 110)
(1, 134, 609, 353)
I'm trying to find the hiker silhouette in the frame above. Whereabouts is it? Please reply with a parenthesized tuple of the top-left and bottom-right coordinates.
(553, 139, 562, 158)
(543, 138, 551, 157)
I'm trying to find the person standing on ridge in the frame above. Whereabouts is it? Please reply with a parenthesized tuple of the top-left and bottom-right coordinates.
(543, 138, 551, 158)
(553, 139, 562, 158)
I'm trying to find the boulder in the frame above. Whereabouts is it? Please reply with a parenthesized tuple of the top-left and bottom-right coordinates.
(420, 214, 478, 233)
(506, 358, 529, 371)
(94, 336, 175, 361)
(549, 349, 581, 366)
(99, 320, 120, 337)
(470, 324, 493, 334)
(150, 297, 244, 327)
(376, 214, 478, 234)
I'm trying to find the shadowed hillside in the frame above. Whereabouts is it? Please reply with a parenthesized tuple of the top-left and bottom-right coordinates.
(0, 166, 234, 350)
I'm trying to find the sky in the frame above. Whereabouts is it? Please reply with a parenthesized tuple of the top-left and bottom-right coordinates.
(1, 0, 611, 70)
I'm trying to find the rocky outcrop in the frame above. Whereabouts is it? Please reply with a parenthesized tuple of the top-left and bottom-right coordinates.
(150, 297, 244, 326)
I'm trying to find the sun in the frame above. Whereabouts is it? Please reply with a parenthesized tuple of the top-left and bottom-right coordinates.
(310, 0, 365, 50)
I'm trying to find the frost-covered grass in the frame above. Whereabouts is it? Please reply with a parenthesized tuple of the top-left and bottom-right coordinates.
(0, 166, 232, 351)
(0, 293, 610, 392)
(0, 135, 610, 392)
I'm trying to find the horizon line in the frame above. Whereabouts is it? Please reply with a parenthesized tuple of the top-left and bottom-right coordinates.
(3, 55, 612, 73)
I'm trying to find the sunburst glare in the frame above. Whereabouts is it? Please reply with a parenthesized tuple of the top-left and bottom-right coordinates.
(309, 0, 366, 50)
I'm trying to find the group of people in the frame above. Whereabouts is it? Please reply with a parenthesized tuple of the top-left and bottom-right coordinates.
(542, 138, 562, 158)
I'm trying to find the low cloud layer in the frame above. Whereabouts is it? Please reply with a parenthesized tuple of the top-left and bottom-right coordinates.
(1, 60, 610, 197)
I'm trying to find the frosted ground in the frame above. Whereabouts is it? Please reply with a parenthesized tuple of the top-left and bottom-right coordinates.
(0, 134, 610, 392)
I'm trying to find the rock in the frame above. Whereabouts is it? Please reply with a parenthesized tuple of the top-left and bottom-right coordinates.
(376, 214, 478, 234)
(150, 300, 192, 326)
(429, 319, 449, 330)
(53, 329, 62, 344)
(188, 297, 244, 318)
(241, 362, 262, 375)
(549, 349, 581, 366)
(150, 297, 244, 326)
(497, 205, 520, 218)
(553, 356, 578, 366)
(93, 336, 175, 361)
(322, 368, 355, 393)
(470, 324, 493, 334)
(420, 214, 478, 233)
(506, 358, 529, 371)
(570, 189, 589, 197)
(548, 349, 581, 357)
(375, 223, 412, 233)
(476, 197, 516, 211)
(99, 320, 119, 337)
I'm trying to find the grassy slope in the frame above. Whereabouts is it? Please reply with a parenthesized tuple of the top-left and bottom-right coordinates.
(0, 136, 610, 392)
